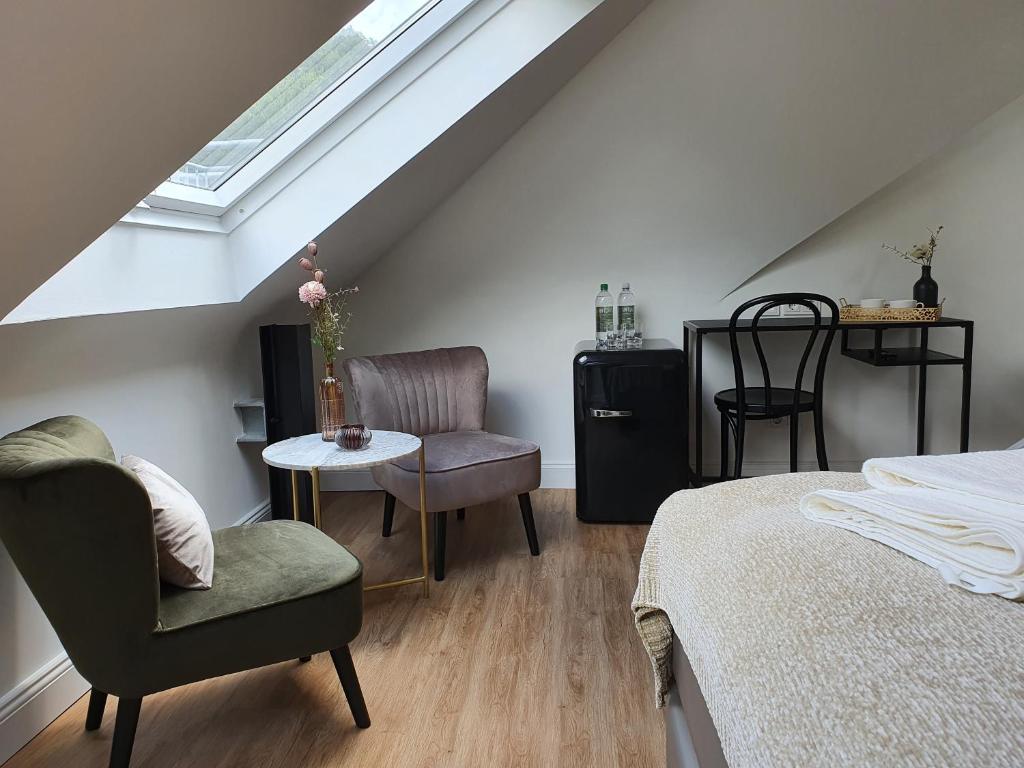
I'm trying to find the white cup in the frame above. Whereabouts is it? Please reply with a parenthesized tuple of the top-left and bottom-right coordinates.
(888, 299, 924, 309)
(860, 298, 886, 308)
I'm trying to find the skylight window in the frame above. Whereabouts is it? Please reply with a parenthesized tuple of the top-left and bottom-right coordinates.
(168, 0, 436, 191)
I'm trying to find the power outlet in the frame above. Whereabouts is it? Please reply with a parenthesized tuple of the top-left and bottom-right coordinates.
(760, 304, 781, 317)
(781, 300, 823, 317)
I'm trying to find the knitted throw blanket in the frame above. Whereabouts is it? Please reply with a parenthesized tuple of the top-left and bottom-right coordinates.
(633, 472, 1024, 768)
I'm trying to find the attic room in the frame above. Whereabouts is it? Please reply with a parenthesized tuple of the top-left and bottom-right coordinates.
(2, 1, 1023, 766)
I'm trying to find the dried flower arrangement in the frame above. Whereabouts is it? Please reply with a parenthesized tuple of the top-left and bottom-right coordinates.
(297, 241, 359, 365)
(882, 226, 944, 266)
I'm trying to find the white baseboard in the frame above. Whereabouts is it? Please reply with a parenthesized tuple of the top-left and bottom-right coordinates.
(319, 462, 578, 492)
(722, 460, 862, 477)
(235, 499, 272, 526)
(317, 460, 861, 492)
(540, 462, 575, 488)
(0, 654, 88, 765)
(0, 497, 274, 763)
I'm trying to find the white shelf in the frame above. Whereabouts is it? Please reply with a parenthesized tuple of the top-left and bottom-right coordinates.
(234, 399, 267, 444)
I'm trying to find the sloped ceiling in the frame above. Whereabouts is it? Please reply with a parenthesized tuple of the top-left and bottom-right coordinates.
(0, 0, 370, 319)
(244, 0, 656, 312)
(5, 0, 1024, 327)
(261, 0, 1024, 316)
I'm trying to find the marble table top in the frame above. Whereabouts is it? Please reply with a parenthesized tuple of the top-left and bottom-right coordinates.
(262, 431, 421, 472)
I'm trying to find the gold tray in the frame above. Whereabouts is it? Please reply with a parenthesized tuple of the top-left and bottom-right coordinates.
(838, 299, 943, 323)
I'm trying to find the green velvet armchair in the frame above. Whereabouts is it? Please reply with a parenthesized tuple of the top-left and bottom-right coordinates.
(0, 416, 369, 768)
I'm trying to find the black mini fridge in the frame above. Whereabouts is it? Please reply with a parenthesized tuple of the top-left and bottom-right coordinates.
(573, 339, 688, 523)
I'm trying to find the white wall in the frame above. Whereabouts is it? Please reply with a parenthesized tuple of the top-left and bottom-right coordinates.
(0, 305, 266, 761)
(739, 93, 1024, 460)
(339, 2, 1024, 481)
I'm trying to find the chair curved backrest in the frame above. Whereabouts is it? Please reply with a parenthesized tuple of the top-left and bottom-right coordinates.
(343, 346, 488, 436)
(0, 416, 159, 688)
(728, 293, 840, 419)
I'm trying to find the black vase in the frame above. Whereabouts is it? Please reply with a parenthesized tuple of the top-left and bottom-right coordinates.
(913, 265, 939, 307)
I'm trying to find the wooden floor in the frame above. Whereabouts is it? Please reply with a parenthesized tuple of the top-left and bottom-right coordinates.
(4, 490, 663, 768)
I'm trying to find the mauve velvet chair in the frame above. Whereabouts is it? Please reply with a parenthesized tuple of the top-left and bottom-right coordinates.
(0, 416, 369, 768)
(344, 347, 541, 581)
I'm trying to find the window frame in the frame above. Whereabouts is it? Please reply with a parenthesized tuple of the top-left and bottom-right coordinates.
(142, 0, 481, 221)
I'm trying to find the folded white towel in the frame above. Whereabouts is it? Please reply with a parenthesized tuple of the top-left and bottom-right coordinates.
(803, 450, 1024, 600)
(863, 450, 1024, 502)
(801, 487, 1024, 599)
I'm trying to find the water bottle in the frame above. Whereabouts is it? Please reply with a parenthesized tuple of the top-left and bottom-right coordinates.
(595, 284, 613, 348)
(617, 282, 635, 336)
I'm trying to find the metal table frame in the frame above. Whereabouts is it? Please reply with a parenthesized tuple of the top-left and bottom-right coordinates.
(265, 434, 430, 597)
(683, 316, 974, 487)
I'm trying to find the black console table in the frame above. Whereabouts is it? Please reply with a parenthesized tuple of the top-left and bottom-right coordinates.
(683, 316, 973, 486)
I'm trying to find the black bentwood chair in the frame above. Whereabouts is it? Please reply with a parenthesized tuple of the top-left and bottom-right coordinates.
(715, 293, 839, 480)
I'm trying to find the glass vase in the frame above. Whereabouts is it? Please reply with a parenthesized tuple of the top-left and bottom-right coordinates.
(319, 362, 346, 442)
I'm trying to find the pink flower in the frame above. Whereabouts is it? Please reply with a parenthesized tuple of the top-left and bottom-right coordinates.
(307, 242, 318, 256)
(314, 270, 325, 283)
(298, 257, 314, 271)
(299, 281, 327, 307)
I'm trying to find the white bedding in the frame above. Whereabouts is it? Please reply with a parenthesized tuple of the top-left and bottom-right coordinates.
(633, 472, 1024, 768)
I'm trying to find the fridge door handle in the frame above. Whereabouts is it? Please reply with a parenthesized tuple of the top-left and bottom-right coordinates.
(590, 408, 633, 418)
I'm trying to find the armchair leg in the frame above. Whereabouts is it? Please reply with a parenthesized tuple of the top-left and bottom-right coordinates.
(85, 688, 107, 731)
(518, 493, 541, 556)
(434, 510, 447, 581)
(382, 493, 396, 537)
(330, 646, 371, 729)
(109, 697, 142, 768)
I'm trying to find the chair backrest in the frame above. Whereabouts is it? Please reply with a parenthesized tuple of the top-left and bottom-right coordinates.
(728, 293, 840, 417)
(343, 347, 488, 436)
(0, 416, 159, 688)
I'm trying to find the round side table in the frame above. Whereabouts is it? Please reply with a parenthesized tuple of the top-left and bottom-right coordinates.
(262, 431, 429, 597)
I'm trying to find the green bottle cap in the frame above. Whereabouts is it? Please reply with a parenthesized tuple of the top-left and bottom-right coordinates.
(600, 283, 608, 291)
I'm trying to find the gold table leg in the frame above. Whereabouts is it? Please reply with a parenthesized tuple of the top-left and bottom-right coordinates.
(290, 469, 300, 522)
(311, 467, 322, 530)
(363, 442, 430, 596)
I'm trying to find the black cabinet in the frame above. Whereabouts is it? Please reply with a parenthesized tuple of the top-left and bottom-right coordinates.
(260, 324, 317, 523)
(573, 339, 688, 523)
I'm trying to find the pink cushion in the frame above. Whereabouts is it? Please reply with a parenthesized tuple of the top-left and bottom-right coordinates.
(122, 455, 214, 589)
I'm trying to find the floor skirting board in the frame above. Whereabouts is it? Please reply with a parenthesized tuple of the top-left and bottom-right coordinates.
(319, 463, 577, 492)
(734, 460, 862, 475)
(235, 499, 273, 526)
(317, 460, 862, 492)
(0, 654, 88, 765)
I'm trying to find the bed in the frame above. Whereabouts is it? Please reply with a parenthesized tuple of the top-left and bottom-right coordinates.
(633, 472, 1024, 768)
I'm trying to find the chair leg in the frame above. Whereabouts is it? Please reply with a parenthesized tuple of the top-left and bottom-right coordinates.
(329, 646, 371, 729)
(814, 403, 829, 471)
(85, 688, 107, 731)
(456, 508, 465, 521)
(382, 493, 396, 537)
(719, 411, 730, 483)
(733, 418, 746, 480)
(518, 493, 541, 556)
(434, 510, 447, 581)
(789, 412, 799, 473)
(108, 697, 142, 768)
